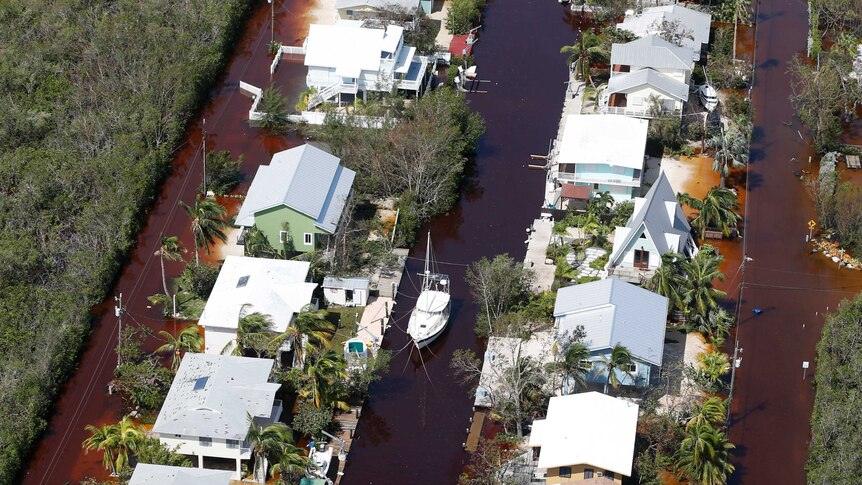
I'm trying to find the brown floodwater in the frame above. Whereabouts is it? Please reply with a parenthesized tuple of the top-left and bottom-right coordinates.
(20, 2, 312, 483)
(726, 0, 862, 482)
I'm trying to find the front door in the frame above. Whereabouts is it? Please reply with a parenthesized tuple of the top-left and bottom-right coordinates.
(345, 289, 354, 304)
(634, 249, 650, 268)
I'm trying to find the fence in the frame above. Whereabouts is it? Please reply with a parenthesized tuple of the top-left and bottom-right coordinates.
(239, 81, 264, 121)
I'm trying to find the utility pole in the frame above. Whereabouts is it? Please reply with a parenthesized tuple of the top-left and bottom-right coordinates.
(202, 118, 207, 197)
(269, 0, 275, 46)
(726, 341, 743, 422)
(114, 293, 123, 369)
(727, 255, 751, 423)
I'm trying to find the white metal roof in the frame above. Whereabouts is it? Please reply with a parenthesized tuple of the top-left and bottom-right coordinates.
(617, 5, 712, 60)
(553, 278, 668, 365)
(305, 23, 405, 76)
(129, 464, 233, 485)
(198, 256, 316, 353)
(235, 144, 355, 234)
(556, 115, 649, 170)
(606, 68, 690, 101)
(322, 276, 370, 290)
(529, 392, 639, 476)
(610, 35, 693, 72)
(152, 354, 280, 441)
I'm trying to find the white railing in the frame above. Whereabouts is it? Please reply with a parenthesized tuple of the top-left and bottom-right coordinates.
(239, 81, 264, 121)
(308, 81, 342, 109)
(556, 171, 640, 187)
(281, 45, 306, 55)
(289, 111, 392, 128)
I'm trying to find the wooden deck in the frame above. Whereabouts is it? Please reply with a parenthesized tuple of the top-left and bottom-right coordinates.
(465, 412, 486, 452)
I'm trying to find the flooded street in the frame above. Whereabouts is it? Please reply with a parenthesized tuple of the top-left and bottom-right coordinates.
(728, 0, 862, 482)
(339, 1, 575, 483)
(21, 3, 312, 482)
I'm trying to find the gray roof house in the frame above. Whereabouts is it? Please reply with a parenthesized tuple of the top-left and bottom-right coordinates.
(606, 171, 697, 283)
(617, 5, 712, 61)
(236, 144, 355, 253)
(152, 354, 282, 479)
(129, 464, 233, 485)
(604, 36, 694, 118)
(554, 278, 669, 388)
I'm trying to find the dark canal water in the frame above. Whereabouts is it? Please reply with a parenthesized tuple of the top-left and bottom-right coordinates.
(728, 0, 862, 482)
(21, 2, 312, 483)
(339, 1, 577, 483)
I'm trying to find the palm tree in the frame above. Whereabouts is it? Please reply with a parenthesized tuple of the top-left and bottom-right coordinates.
(679, 188, 742, 240)
(246, 417, 295, 483)
(687, 307, 734, 346)
(675, 422, 735, 485)
(698, 350, 731, 386)
(179, 198, 229, 264)
(82, 416, 145, 476)
(270, 443, 309, 484)
(560, 30, 606, 84)
(227, 311, 274, 357)
(707, 128, 749, 188)
(596, 343, 634, 394)
(154, 236, 186, 300)
(679, 246, 727, 322)
(728, 0, 751, 60)
(301, 348, 348, 408)
(687, 397, 727, 429)
(646, 252, 685, 313)
(553, 342, 591, 395)
(256, 85, 291, 130)
(273, 306, 336, 365)
(244, 225, 280, 259)
(582, 83, 607, 113)
(156, 324, 204, 372)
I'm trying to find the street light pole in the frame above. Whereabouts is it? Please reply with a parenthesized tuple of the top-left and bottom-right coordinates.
(114, 293, 123, 369)
(202, 118, 207, 197)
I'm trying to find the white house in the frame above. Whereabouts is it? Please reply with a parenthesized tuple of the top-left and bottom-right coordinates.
(617, 5, 712, 62)
(604, 35, 694, 118)
(553, 278, 668, 388)
(553, 114, 649, 202)
(322, 276, 370, 307)
(152, 354, 282, 480)
(304, 21, 430, 106)
(606, 171, 698, 282)
(198, 256, 317, 356)
(335, 0, 428, 24)
(128, 464, 233, 485)
(474, 332, 557, 408)
(529, 392, 639, 483)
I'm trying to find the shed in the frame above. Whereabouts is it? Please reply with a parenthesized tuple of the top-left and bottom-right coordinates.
(323, 276, 370, 307)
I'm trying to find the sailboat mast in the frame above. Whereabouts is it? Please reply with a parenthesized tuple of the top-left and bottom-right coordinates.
(425, 231, 431, 276)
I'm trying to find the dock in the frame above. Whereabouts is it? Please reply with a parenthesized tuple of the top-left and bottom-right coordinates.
(524, 218, 555, 293)
(464, 411, 487, 452)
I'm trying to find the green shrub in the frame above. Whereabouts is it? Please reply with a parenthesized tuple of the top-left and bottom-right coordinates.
(445, 0, 485, 35)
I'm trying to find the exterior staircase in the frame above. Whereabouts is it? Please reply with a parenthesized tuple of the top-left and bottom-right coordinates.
(308, 81, 341, 109)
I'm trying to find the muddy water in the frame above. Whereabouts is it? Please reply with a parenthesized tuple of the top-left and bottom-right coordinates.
(727, 0, 862, 482)
(338, 2, 579, 484)
(20, 3, 313, 483)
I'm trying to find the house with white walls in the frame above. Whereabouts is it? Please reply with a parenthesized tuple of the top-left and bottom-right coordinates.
(128, 464, 233, 485)
(603, 35, 694, 118)
(606, 171, 698, 282)
(152, 354, 282, 480)
(304, 21, 430, 107)
(617, 5, 712, 62)
(197, 256, 317, 358)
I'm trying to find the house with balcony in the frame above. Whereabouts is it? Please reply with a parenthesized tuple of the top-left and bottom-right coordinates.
(152, 354, 283, 480)
(129, 464, 233, 485)
(235, 144, 355, 253)
(529, 392, 638, 484)
(606, 171, 697, 282)
(552, 114, 649, 202)
(304, 21, 430, 107)
(335, 0, 430, 25)
(617, 5, 712, 62)
(603, 35, 693, 118)
(198, 255, 317, 359)
(553, 278, 668, 389)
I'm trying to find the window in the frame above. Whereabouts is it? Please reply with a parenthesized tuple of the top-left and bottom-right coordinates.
(345, 9, 354, 15)
(634, 249, 649, 268)
(303, 233, 313, 246)
(627, 363, 637, 373)
(199, 437, 212, 447)
(226, 439, 239, 449)
(279, 230, 289, 243)
(584, 468, 595, 479)
(559, 466, 572, 478)
(593, 183, 599, 190)
(193, 376, 209, 391)
(579, 360, 593, 370)
(605, 471, 615, 480)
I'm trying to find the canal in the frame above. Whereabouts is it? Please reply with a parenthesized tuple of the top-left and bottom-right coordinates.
(728, 0, 862, 483)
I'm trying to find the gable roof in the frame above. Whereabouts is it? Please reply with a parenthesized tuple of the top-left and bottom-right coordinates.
(617, 5, 712, 60)
(529, 392, 639, 475)
(153, 354, 280, 441)
(236, 144, 355, 234)
(198, 256, 317, 353)
(556, 115, 649, 170)
(304, 23, 404, 77)
(322, 276, 370, 290)
(335, 0, 420, 11)
(553, 278, 668, 365)
(610, 35, 693, 71)
(129, 464, 233, 485)
(607, 68, 690, 101)
(608, 171, 692, 267)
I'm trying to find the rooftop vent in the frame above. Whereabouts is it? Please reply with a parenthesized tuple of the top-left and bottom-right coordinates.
(237, 275, 250, 288)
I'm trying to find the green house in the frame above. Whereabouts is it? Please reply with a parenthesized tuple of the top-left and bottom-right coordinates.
(236, 144, 356, 253)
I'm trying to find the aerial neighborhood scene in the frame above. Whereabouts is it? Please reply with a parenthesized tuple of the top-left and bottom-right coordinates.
(3, 0, 862, 484)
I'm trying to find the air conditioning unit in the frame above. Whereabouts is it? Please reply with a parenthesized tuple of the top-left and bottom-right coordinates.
(597, 471, 604, 477)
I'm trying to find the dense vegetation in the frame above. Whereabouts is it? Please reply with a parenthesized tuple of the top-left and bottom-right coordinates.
(0, 1, 249, 480)
(808, 293, 862, 482)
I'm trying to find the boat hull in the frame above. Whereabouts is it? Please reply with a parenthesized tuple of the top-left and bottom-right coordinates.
(408, 303, 451, 349)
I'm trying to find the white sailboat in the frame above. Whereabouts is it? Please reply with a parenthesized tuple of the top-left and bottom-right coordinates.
(408, 232, 451, 349)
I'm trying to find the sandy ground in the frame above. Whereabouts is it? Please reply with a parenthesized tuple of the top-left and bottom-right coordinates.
(311, 0, 337, 25)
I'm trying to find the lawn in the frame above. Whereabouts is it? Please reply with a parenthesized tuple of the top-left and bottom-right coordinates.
(326, 306, 365, 349)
